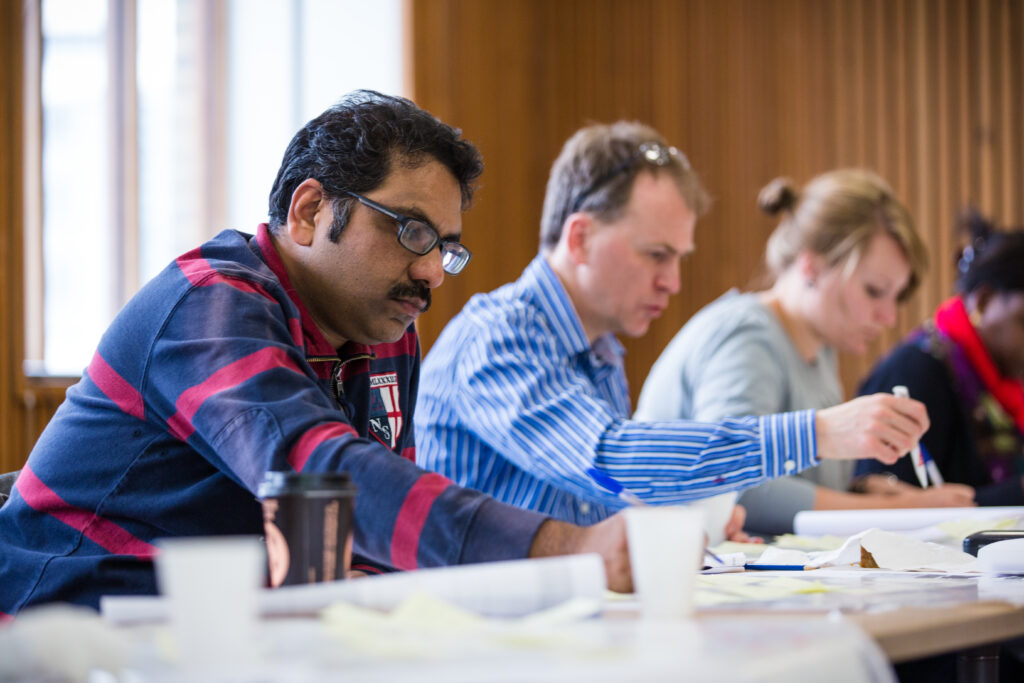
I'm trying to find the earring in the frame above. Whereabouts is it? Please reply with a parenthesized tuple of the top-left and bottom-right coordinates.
(969, 308, 982, 326)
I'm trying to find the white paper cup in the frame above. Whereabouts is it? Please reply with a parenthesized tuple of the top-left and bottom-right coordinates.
(687, 492, 737, 546)
(625, 506, 705, 619)
(155, 536, 264, 678)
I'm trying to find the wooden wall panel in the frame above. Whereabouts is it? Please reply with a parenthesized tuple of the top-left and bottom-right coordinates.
(408, 0, 1024, 404)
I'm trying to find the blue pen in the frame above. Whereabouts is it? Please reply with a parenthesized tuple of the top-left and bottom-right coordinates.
(585, 467, 725, 565)
(586, 467, 645, 506)
(921, 444, 945, 486)
(744, 564, 807, 571)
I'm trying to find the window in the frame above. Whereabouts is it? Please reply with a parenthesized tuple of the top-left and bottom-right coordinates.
(25, 0, 402, 376)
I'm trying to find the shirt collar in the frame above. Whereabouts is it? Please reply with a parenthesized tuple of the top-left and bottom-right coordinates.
(519, 255, 624, 366)
(254, 223, 373, 360)
(591, 333, 625, 367)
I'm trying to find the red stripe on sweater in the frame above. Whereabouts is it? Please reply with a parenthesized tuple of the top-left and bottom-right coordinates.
(166, 346, 303, 441)
(288, 422, 358, 471)
(87, 352, 145, 420)
(16, 465, 157, 558)
(176, 251, 277, 302)
(389, 473, 451, 570)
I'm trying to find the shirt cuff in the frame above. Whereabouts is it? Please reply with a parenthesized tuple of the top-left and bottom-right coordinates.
(758, 409, 818, 479)
(458, 497, 549, 564)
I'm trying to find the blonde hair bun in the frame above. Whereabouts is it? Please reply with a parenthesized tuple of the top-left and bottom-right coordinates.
(758, 177, 799, 215)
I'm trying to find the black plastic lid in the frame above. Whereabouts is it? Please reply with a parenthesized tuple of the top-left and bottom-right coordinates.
(257, 471, 356, 498)
(963, 529, 1024, 556)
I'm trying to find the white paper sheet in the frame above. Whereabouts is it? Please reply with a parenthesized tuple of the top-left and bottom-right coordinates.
(793, 506, 1024, 537)
(102, 553, 607, 625)
(803, 528, 978, 572)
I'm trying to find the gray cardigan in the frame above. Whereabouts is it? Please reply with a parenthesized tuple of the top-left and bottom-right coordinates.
(636, 290, 846, 534)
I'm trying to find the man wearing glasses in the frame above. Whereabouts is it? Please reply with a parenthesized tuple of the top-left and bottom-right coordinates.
(415, 121, 930, 538)
(0, 92, 631, 615)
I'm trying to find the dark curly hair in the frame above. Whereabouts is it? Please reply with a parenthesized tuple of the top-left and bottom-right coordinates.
(956, 208, 1024, 295)
(267, 90, 483, 241)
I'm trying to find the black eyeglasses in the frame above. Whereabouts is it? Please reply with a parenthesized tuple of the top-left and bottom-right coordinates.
(344, 191, 472, 275)
(570, 142, 692, 214)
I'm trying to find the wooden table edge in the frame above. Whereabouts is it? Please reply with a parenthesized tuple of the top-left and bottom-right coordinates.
(846, 600, 1024, 663)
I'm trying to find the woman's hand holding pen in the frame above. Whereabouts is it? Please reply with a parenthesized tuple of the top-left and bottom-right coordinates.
(898, 484, 977, 507)
(815, 393, 930, 464)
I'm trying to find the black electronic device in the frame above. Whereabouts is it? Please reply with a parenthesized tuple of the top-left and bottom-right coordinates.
(963, 529, 1024, 557)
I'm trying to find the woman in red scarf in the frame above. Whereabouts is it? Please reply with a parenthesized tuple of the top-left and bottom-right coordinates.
(856, 213, 1024, 505)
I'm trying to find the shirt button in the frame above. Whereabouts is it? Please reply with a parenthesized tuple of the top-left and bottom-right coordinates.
(783, 460, 796, 473)
(580, 502, 591, 514)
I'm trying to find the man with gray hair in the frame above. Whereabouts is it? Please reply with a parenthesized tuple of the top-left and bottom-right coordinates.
(415, 121, 928, 536)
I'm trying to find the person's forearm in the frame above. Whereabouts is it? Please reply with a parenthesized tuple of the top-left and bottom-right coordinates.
(814, 483, 977, 510)
(528, 518, 574, 558)
(528, 516, 633, 592)
(813, 487, 907, 510)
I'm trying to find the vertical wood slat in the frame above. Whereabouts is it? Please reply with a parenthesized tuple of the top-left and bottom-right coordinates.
(998, 0, 1018, 223)
(1, 0, 26, 473)
(977, 0, 994, 213)
(956, 0, 972, 245)
(935, 0, 952, 310)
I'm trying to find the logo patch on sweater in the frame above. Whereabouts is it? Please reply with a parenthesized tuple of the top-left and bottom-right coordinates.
(368, 372, 402, 450)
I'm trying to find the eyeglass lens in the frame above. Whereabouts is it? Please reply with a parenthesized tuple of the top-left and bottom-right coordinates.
(397, 220, 471, 274)
(398, 220, 438, 254)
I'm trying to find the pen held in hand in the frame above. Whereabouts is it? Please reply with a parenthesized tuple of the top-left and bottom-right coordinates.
(921, 444, 945, 485)
(892, 385, 929, 488)
(585, 467, 645, 506)
(585, 467, 724, 565)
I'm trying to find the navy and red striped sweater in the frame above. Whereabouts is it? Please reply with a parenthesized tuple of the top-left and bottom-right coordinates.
(0, 225, 545, 615)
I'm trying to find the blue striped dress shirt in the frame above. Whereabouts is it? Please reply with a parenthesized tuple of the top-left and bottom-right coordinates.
(416, 255, 819, 525)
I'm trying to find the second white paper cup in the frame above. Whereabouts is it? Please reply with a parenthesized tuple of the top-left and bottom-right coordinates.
(687, 492, 737, 546)
(156, 535, 264, 677)
(625, 506, 705, 619)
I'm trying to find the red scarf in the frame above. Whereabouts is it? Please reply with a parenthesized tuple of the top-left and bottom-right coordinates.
(934, 296, 1024, 434)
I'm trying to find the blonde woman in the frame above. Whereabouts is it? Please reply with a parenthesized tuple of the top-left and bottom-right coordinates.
(637, 169, 975, 536)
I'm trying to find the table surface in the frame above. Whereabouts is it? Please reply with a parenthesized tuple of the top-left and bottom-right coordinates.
(686, 569, 1024, 664)
(119, 604, 896, 683)
(848, 600, 1024, 662)
(94, 567, 1024, 680)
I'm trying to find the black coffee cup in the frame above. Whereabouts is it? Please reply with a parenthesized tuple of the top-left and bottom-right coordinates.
(257, 472, 357, 587)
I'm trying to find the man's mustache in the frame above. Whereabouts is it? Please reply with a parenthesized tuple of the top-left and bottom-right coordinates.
(388, 282, 431, 313)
